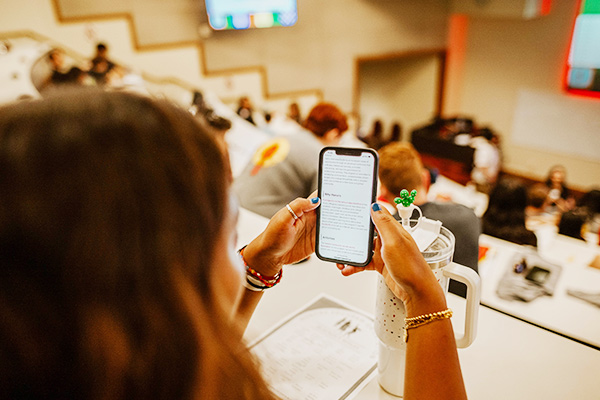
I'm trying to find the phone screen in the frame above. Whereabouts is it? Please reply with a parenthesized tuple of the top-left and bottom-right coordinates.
(316, 147, 378, 267)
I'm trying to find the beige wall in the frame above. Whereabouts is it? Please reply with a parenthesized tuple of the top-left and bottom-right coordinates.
(3, 0, 598, 189)
(448, 0, 600, 189)
(2, 0, 449, 113)
(202, 0, 450, 111)
(58, 0, 207, 46)
(358, 55, 441, 139)
(53, 0, 451, 111)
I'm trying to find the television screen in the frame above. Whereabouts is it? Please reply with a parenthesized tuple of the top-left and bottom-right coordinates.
(205, 0, 298, 30)
(565, 0, 600, 98)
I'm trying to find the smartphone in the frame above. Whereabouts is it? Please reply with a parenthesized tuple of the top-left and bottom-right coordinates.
(315, 147, 378, 267)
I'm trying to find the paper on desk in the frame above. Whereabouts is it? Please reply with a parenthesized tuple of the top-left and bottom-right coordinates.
(249, 295, 378, 400)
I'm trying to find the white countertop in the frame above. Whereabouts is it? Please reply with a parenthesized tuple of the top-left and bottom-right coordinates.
(479, 233, 600, 349)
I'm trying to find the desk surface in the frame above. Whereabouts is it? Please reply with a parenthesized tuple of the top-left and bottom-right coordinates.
(479, 234, 600, 349)
(428, 175, 489, 217)
(237, 208, 600, 400)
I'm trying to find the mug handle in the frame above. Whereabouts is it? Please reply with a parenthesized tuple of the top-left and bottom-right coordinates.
(442, 263, 481, 348)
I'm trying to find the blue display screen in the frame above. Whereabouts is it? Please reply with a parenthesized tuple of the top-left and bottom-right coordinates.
(205, 0, 298, 30)
(565, 0, 600, 98)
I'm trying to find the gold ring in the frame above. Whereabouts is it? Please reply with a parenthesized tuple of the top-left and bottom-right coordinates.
(286, 204, 299, 221)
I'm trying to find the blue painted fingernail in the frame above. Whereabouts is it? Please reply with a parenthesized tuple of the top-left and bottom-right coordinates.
(311, 197, 319, 204)
(372, 203, 381, 212)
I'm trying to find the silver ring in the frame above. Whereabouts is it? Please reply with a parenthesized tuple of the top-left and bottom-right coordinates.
(286, 204, 299, 221)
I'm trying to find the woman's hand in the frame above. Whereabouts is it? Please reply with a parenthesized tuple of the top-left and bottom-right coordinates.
(243, 194, 320, 277)
(337, 204, 446, 315)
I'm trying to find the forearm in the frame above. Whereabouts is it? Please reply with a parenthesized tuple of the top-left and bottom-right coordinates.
(403, 296, 467, 400)
(404, 319, 467, 400)
(233, 237, 282, 332)
(234, 289, 264, 332)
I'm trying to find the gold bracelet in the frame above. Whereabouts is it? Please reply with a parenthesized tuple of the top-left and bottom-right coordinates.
(403, 308, 453, 343)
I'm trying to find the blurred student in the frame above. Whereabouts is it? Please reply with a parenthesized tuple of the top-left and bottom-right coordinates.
(361, 119, 384, 149)
(469, 128, 501, 192)
(545, 165, 575, 212)
(288, 102, 302, 124)
(233, 102, 348, 218)
(525, 183, 558, 231)
(377, 142, 480, 297)
(236, 96, 256, 125)
(47, 48, 70, 84)
(88, 43, 116, 86)
(559, 189, 600, 242)
(482, 178, 537, 246)
(389, 122, 402, 142)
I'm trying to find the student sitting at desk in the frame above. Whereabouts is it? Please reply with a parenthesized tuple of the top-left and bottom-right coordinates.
(376, 142, 481, 298)
(0, 89, 466, 400)
(233, 102, 348, 218)
(483, 178, 537, 247)
(545, 165, 575, 213)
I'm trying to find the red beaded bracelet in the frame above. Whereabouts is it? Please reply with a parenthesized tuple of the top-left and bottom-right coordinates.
(238, 246, 283, 288)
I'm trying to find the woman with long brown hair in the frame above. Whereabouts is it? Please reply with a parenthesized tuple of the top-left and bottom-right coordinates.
(0, 89, 467, 399)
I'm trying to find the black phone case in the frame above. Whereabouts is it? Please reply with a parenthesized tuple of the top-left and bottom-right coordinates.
(315, 147, 379, 267)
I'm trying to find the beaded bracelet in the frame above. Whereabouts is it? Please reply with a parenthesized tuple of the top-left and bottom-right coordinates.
(238, 246, 283, 291)
(403, 308, 453, 343)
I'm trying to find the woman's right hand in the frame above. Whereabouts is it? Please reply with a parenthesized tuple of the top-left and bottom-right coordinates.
(338, 203, 447, 316)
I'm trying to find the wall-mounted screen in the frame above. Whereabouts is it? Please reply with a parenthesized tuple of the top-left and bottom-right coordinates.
(205, 0, 298, 30)
(565, 0, 600, 98)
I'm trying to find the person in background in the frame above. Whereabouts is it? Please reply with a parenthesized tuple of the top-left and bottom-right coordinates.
(469, 127, 501, 193)
(189, 90, 234, 181)
(88, 42, 116, 86)
(580, 189, 600, 218)
(545, 165, 575, 213)
(361, 119, 384, 149)
(233, 102, 348, 218)
(580, 189, 600, 237)
(0, 89, 467, 400)
(287, 102, 302, 124)
(42, 49, 88, 92)
(389, 122, 402, 143)
(560, 189, 600, 243)
(47, 48, 70, 85)
(377, 142, 480, 298)
(236, 96, 255, 125)
(525, 183, 558, 231)
(65, 66, 88, 86)
(558, 209, 587, 240)
(482, 178, 537, 246)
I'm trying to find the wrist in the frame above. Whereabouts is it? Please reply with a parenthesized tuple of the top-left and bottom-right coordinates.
(239, 246, 283, 291)
(403, 282, 448, 318)
(241, 238, 283, 278)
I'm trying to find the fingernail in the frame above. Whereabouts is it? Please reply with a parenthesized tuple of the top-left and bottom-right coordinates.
(311, 197, 319, 204)
(372, 203, 381, 212)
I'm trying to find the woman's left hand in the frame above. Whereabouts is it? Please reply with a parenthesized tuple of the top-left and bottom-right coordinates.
(242, 194, 320, 277)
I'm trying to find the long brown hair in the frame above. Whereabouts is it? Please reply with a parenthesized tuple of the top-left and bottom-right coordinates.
(482, 178, 537, 247)
(0, 89, 275, 399)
